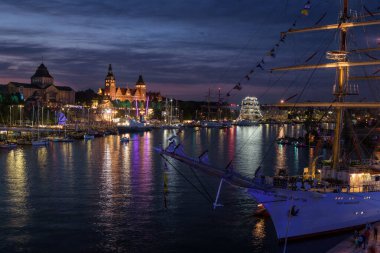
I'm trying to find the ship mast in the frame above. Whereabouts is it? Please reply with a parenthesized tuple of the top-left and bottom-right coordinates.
(332, 0, 348, 170)
(271, 0, 380, 172)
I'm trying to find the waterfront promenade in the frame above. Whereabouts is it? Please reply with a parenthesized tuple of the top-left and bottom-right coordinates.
(327, 222, 380, 253)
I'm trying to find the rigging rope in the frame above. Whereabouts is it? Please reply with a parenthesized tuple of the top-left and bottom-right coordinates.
(211, 0, 288, 95)
(188, 165, 214, 202)
(254, 27, 340, 173)
(223, 0, 317, 100)
(346, 119, 380, 162)
(355, 6, 380, 102)
(160, 154, 214, 204)
(214, 6, 341, 178)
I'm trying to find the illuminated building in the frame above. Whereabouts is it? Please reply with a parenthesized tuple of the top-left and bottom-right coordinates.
(98, 64, 161, 103)
(5, 63, 75, 105)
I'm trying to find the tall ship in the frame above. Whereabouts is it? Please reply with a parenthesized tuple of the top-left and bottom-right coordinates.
(247, 0, 380, 239)
(236, 96, 262, 126)
(157, 0, 380, 241)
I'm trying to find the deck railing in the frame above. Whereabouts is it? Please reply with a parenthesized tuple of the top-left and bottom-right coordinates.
(269, 176, 380, 193)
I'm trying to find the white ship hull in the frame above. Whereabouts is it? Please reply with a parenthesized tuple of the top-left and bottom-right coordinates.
(248, 188, 380, 240)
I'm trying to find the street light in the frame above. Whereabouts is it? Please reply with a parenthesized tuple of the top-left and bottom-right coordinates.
(19, 105, 24, 126)
(170, 99, 173, 125)
(9, 105, 12, 126)
(104, 109, 112, 126)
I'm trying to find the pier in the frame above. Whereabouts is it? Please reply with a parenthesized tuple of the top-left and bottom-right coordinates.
(0, 126, 62, 133)
(327, 222, 380, 253)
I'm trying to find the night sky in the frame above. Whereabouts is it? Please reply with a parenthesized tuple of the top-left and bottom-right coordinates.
(0, 0, 379, 103)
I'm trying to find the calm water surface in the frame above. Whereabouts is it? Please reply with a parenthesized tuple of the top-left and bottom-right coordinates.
(0, 125, 347, 252)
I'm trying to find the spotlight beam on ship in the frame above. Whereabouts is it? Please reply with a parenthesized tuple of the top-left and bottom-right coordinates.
(283, 20, 380, 35)
(272, 60, 380, 71)
(275, 102, 380, 108)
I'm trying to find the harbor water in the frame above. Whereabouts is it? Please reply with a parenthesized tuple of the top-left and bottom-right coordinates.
(0, 125, 348, 252)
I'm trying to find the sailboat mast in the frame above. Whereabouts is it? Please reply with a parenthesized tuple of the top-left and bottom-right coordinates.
(37, 103, 40, 139)
(207, 88, 210, 121)
(332, 0, 348, 170)
(87, 108, 90, 132)
(218, 88, 221, 121)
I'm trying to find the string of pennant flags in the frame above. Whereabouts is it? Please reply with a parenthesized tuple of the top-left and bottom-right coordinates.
(224, 2, 380, 101)
(224, 0, 316, 99)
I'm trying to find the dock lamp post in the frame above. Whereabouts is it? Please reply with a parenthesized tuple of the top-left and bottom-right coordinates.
(19, 105, 24, 126)
(170, 99, 173, 125)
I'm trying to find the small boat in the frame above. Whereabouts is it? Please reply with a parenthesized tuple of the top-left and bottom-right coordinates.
(161, 124, 181, 129)
(0, 142, 17, 149)
(52, 137, 63, 142)
(94, 132, 105, 137)
(200, 121, 223, 128)
(292, 141, 307, 148)
(276, 138, 289, 145)
(221, 121, 232, 128)
(120, 137, 130, 143)
(32, 139, 49, 146)
(84, 134, 95, 140)
(60, 137, 74, 143)
(103, 129, 118, 135)
(52, 137, 74, 143)
(17, 139, 32, 145)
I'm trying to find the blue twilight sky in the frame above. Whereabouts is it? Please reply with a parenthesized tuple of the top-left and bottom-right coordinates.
(0, 0, 379, 103)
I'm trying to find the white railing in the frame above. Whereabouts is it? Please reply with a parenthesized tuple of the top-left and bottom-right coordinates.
(265, 176, 380, 193)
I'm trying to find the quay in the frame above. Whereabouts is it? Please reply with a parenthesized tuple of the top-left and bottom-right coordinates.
(0, 126, 62, 133)
(327, 222, 380, 253)
(0, 125, 119, 143)
(0, 125, 117, 134)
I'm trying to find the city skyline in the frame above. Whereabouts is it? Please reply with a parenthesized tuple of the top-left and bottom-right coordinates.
(0, 0, 379, 103)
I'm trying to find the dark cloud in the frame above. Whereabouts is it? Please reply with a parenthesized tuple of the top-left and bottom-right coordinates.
(0, 0, 378, 102)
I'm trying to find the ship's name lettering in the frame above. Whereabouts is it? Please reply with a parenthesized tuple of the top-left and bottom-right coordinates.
(337, 201, 359, 205)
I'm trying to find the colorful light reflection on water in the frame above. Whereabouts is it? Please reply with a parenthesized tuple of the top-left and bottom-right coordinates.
(0, 125, 346, 252)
